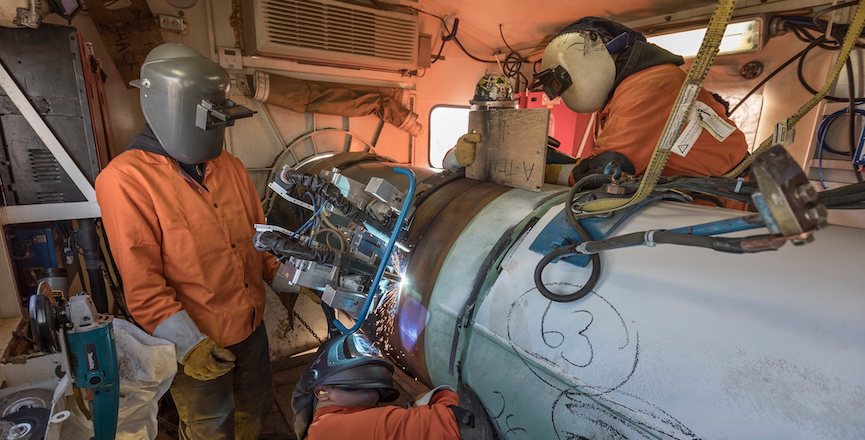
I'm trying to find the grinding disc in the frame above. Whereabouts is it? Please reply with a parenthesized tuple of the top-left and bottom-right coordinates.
(1, 407, 49, 440)
(0, 389, 54, 418)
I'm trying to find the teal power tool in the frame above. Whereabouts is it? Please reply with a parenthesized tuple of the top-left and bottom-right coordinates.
(28, 282, 119, 440)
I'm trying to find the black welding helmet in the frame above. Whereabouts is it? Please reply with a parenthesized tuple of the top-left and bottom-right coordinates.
(292, 332, 398, 438)
(304, 332, 399, 400)
(132, 43, 254, 164)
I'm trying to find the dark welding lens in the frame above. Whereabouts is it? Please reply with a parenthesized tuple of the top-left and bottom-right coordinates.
(530, 66, 573, 100)
(530, 67, 571, 99)
(529, 68, 553, 92)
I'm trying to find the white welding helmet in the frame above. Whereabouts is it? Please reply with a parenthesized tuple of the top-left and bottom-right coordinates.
(132, 44, 254, 164)
(536, 31, 616, 113)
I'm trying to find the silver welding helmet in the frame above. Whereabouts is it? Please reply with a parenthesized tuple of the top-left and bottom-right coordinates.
(535, 30, 616, 113)
(133, 44, 253, 164)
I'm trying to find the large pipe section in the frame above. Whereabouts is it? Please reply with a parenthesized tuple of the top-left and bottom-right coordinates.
(274, 153, 865, 439)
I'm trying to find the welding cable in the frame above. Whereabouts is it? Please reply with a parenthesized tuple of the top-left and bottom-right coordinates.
(571, 230, 788, 255)
(279, 169, 387, 232)
(254, 231, 377, 275)
(313, 227, 348, 251)
(818, 181, 865, 207)
(534, 219, 601, 303)
(534, 240, 601, 302)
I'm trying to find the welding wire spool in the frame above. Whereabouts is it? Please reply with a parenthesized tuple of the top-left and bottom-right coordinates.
(726, 1, 865, 178)
(0, 389, 54, 418)
(1, 407, 50, 440)
(578, 0, 737, 215)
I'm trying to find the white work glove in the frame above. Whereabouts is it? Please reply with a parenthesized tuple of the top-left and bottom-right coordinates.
(414, 385, 456, 406)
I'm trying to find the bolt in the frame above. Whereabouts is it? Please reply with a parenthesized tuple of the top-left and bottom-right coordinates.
(804, 206, 826, 224)
(795, 184, 817, 203)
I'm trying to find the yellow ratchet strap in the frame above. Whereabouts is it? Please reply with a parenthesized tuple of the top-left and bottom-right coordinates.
(725, 2, 865, 178)
(577, 0, 737, 215)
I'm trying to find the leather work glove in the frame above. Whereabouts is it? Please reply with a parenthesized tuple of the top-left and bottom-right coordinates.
(414, 385, 456, 406)
(182, 338, 236, 381)
(455, 133, 482, 167)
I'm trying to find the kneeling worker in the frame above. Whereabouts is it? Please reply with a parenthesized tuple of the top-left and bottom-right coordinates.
(450, 17, 749, 184)
(292, 332, 494, 440)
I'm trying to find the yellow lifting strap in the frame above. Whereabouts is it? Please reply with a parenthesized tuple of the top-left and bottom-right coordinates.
(725, 2, 865, 178)
(577, 0, 737, 215)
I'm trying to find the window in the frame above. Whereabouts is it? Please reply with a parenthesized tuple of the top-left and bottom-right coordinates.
(428, 105, 470, 168)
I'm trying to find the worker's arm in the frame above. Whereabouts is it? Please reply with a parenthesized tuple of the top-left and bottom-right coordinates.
(95, 167, 205, 359)
(592, 70, 682, 176)
(376, 389, 461, 439)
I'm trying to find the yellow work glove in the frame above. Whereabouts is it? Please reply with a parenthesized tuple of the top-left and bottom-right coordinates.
(182, 338, 236, 381)
(455, 133, 482, 167)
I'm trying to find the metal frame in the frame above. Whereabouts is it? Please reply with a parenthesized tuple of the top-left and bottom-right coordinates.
(0, 60, 101, 225)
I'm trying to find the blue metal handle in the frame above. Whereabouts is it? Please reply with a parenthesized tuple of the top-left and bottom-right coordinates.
(334, 167, 416, 335)
(668, 215, 763, 236)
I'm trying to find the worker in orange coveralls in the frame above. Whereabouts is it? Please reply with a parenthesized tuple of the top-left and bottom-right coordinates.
(451, 17, 749, 186)
(291, 332, 496, 440)
(96, 43, 291, 440)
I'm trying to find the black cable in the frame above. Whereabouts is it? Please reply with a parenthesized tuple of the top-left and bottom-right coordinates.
(847, 56, 857, 160)
(534, 223, 601, 303)
(733, 15, 865, 116)
(431, 38, 447, 64)
(498, 24, 521, 57)
(813, 1, 863, 26)
(452, 36, 498, 63)
(532, 175, 611, 303)
(580, 230, 786, 254)
(797, 45, 865, 103)
(730, 37, 826, 115)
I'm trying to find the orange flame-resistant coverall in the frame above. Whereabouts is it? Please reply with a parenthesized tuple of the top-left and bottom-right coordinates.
(307, 390, 462, 440)
(593, 64, 749, 177)
(96, 149, 279, 348)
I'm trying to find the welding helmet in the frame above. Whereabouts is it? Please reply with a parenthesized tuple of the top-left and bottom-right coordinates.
(533, 16, 643, 114)
(292, 332, 398, 438)
(470, 73, 518, 110)
(301, 332, 398, 400)
(132, 43, 254, 164)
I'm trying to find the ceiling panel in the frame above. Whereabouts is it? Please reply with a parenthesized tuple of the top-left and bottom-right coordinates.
(420, 0, 720, 50)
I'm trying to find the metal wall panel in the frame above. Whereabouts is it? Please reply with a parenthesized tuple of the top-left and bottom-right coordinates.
(0, 25, 100, 206)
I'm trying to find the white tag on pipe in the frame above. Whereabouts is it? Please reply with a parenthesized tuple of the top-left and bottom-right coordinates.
(695, 101, 736, 142)
(671, 109, 702, 157)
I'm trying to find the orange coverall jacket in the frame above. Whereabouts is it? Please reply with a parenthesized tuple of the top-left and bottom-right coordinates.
(594, 64, 748, 176)
(307, 390, 461, 440)
(96, 149, 279, 347)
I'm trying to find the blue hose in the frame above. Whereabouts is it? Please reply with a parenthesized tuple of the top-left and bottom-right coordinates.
(334, 167, 417, 335)
(816, 108, 865, 189)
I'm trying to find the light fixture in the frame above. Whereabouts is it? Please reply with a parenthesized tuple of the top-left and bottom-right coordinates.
(647, 18, 762, 58)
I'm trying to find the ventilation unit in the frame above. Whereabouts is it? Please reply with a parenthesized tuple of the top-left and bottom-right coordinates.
(243, 0, 419, 71)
